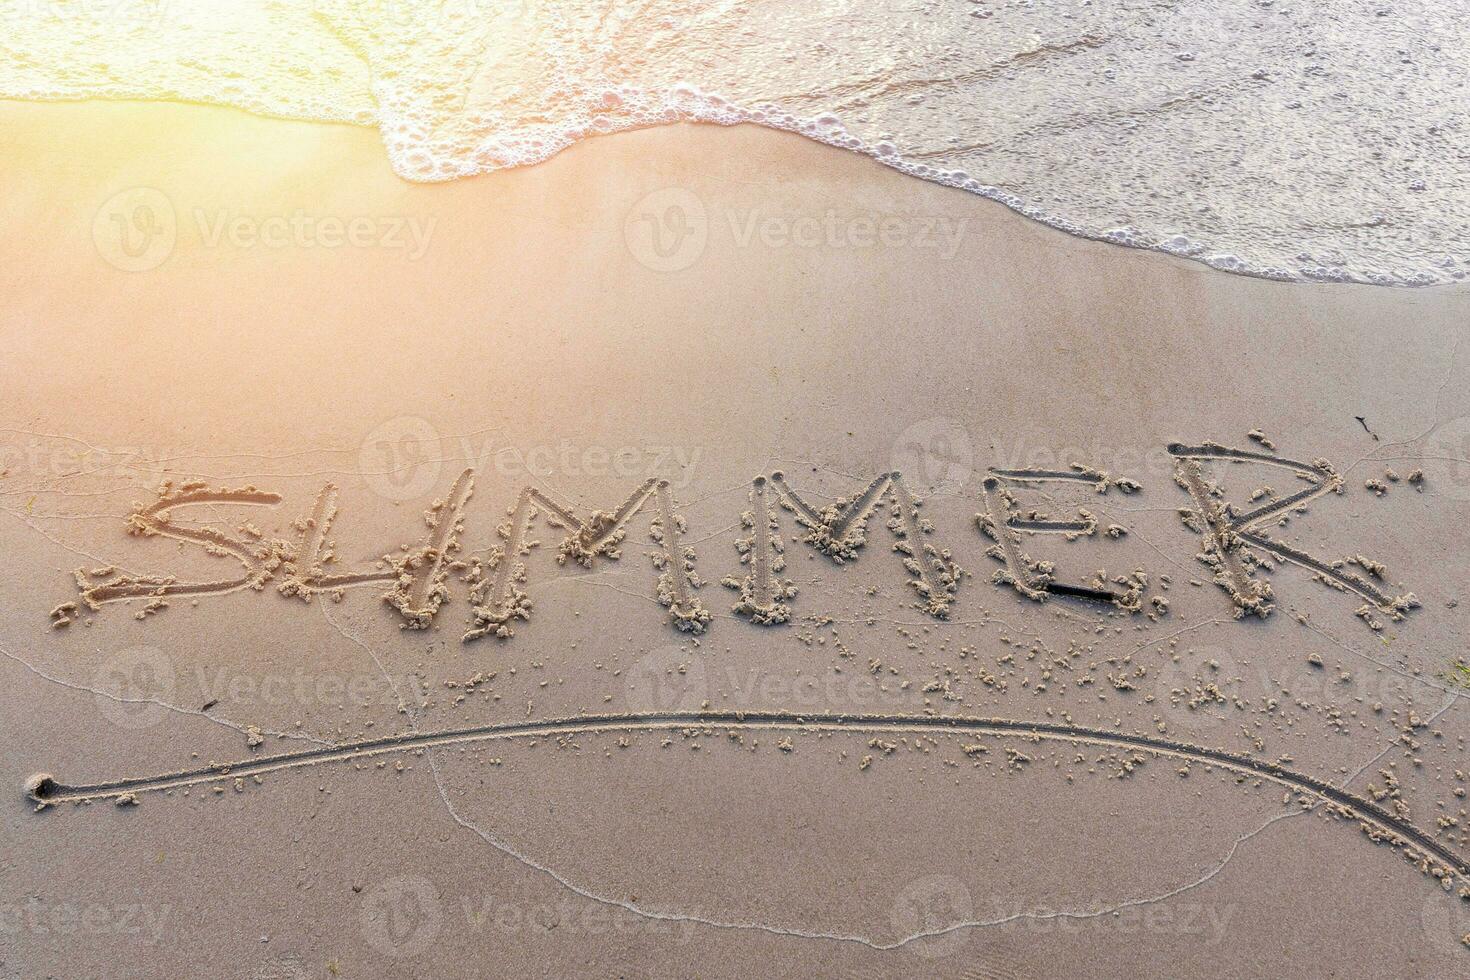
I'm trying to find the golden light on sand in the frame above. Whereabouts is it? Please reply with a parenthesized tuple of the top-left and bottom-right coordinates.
(5, 4, 1470, 976)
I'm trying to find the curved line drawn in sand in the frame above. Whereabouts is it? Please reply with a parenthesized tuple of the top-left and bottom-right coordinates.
(24, 710, 1470, 885)
(728, 470, 963, 623)
(464, 478, 708, 640)
(1168, 442, 1419, 626)
(976, 466, 1144, 609)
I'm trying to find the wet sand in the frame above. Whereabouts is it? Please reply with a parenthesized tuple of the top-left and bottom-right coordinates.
(2, 99, 1469, 978)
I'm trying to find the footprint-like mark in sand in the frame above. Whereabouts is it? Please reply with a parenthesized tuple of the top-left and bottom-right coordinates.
(25, 710, 1469, 887)
(1169, 442, 1418, 624)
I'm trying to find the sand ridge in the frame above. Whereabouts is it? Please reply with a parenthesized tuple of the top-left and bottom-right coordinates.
(23, 710, 1470, 892)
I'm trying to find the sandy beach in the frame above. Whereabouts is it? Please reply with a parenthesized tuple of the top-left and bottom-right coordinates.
(2, 98, 1469, 978)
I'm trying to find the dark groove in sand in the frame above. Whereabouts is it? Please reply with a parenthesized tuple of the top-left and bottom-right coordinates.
(26, 711, 1469, 878)
(987, 468, 1105, 485)
(749, 477, 775, 609)
(653, 481, 695, 612)
(1175, 458, 1257, 600)
(1006, 517, 1094, 534)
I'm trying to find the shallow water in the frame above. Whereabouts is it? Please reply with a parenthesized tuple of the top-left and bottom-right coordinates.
(4, 0, 1467, 285)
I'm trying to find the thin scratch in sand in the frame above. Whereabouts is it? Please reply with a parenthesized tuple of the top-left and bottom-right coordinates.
(1298, 617, 1468, 705)
(19, 605, 1467, 952)
(1122, 617, 1232, 658)
(0, 507, 145, 573)
(294, 612, 1470, 950)
(29, 710, 1470, 874)
(884, 808, 1304, 950)
(11, 435, 1469, 949)
(0, 644, 331, 748)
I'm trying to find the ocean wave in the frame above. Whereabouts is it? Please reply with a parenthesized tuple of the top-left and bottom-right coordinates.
(4, 0, 1467, 285)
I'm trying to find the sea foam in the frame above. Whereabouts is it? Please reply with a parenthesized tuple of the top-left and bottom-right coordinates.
(2, 0, 1466, 286)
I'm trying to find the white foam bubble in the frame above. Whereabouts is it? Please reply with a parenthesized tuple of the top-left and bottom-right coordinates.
(3, 0, 1466, 285)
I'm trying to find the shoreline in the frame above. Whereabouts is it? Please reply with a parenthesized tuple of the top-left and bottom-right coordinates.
(6, 94, 1469, 291)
